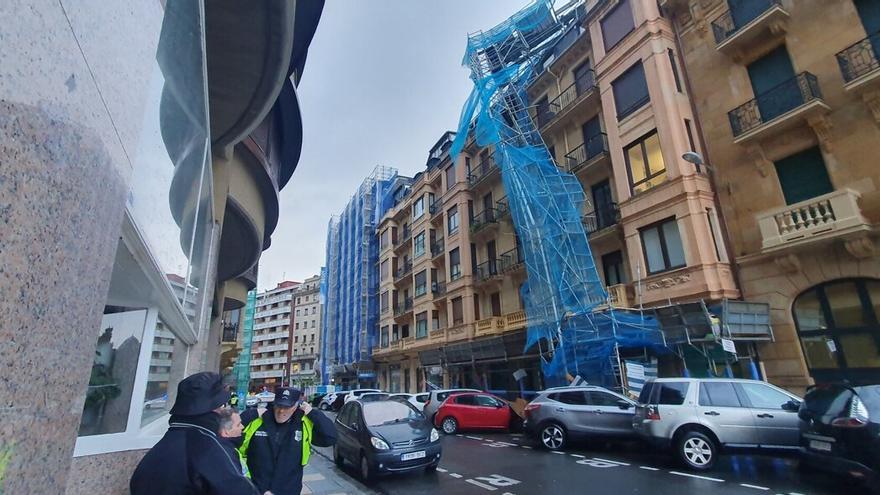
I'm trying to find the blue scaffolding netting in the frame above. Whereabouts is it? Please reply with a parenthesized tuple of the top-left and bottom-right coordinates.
(450, 0, 666, 387)
(322, 166, 399, 385)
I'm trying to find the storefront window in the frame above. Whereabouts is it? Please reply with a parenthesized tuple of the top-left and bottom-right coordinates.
(794, 279, 880, 384)
(75, 0, 211, 455)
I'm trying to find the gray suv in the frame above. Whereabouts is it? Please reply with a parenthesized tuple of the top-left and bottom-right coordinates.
(633, 378, 802, 471)
(524, 386, 637, 450)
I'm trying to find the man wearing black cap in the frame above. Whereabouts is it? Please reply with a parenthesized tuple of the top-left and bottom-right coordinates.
(130, 372, 259, 494)
(239, 386, 337, 495)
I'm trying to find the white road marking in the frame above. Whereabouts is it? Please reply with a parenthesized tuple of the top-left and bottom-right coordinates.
(570, 454, 586, 458)
(789, 493, 807, 495)
(449, 473, 463, 478)
(639, 466, 660, 471)
(456, 434, 463, 437)
(465, 435, 483, 440)
(669, 471, 725, 483)
(465, 479, 498, 491)
(739, 484, 769, 491)
(436, 468, 448, 473)
(592, 457, 629, 466)
(521, 445, 532, 449)
(551, 450, 565, 454)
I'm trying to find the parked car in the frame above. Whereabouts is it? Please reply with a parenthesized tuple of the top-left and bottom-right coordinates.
(343, 389, 383, 404)
(434, 392, 511, 434)
(632, 378, 802, 471)
(334, 398, 441, 481)
(256, 391, 275, 404)
(799, 383, 879, 488)
(389, 393, 430, 411)
(310, 393, 327, 408)
(423, 388, 481, 422)
(523, 386, 637, 450)
(320, 392, 341, 411)
(245, 394, 259, 408)
(360, 392, 391, 402)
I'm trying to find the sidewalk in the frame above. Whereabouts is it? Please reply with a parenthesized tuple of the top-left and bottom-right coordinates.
(301, 447, 378, 495)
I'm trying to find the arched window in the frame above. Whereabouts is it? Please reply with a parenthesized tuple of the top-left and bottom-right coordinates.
(793, 278, 880, 384)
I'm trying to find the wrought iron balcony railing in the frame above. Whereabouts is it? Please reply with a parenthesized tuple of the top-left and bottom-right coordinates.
(583, 202, 620, 234)
(544, 69, 597, 123)
(564, 133, 608, 173)
(432, 280, 447, 296)
(728, 72, 823, 137)
(711, 0, 782, 44)
(429, 197, 444, 216)
(470, 208, 499, 234)
(394, 260, 413, 280)
(467, 153, 497, 188)
(837, 32, 880, 83)
(475, 259, 501, 282)
(393, 297, 414, 317)
(499, 247, 524, 272)
(430, 237, 445, 258)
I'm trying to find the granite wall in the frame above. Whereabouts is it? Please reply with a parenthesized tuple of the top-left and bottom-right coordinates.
(0, 0, 160, 492)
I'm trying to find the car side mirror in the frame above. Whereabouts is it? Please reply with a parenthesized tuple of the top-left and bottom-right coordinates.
(617, 400, 632, 410)
(496, 403, 504, 409)
(782, 400, 800, 412)
(350, 421, 359, 431)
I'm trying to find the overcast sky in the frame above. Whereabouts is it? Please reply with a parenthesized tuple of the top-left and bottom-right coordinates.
(257, 0, 520, 291)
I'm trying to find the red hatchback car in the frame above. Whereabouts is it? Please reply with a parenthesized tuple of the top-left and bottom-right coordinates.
(434, 392, 511, 434)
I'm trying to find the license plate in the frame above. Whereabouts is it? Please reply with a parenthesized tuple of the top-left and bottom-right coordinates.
(401, 450, 426, 461)
(809, 440, 832, 452)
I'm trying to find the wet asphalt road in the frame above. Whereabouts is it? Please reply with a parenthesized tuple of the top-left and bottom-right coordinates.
(316, 413, 858, 495)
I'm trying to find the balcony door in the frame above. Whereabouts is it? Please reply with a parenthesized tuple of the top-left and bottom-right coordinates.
(591, 180, 615, 230)
(582, 116, 603, 159)
(773, 147, 833, 205)
(856, 0, 880, 35)
(747, 45, 797, 122)
(601, 251, 625, 287)
(729, 0, 773, 28)
(574, 60, 594, 95)
(487, 240, 497, 274)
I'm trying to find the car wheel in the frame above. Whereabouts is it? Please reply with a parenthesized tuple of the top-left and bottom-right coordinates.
(333, 445, 344, 468)
(540, 423, 566, 450)
(441, 417, 458, 434)
(360, 454, 374, 482)
(677, 430, 717, 471)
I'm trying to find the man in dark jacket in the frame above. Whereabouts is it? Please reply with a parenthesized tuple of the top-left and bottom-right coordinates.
(240, 387, 337, 495)
(130, 372, 259, 495)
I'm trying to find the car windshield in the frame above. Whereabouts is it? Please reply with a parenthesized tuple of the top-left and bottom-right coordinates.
(363, 400, 423, 426)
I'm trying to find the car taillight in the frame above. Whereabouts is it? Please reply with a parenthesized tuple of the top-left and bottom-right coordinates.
(832, 396, 869, 428)
(646, 405, 661, 421)
(524, 403, 541, 417)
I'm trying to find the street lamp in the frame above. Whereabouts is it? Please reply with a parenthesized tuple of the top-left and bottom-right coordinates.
(682, 150, 715, 174)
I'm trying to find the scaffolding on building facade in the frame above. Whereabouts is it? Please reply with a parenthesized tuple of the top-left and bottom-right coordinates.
(322, 166, 400, 386)
(450, 0, 667, 390)
(233, 289, 257, 408)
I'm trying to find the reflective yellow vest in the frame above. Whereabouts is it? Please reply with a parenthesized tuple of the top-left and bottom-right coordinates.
(238, 414, 314, 473)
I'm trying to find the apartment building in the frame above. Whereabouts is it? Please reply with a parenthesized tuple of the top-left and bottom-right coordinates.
(663, 0, 880, 391)
(250, 281, 300, 388)
(372, 132, 542, 395)
(291, 274, 322, 385)
(323, 167, 406, 388)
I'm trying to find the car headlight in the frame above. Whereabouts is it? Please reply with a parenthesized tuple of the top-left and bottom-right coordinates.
(370, 437, 390, 450)
(430, 428, 440, 442)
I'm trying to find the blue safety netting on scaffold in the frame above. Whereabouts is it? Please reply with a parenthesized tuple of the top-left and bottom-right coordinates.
(449, 0, 667, 388)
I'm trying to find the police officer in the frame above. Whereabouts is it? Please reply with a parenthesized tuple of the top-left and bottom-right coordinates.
(229, 390, 240, 408)
(131, 372, 259, 494)
(239, 386, 337, 495)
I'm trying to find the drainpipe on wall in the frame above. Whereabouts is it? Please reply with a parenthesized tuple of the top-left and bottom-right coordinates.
(669, 12, 745, 298)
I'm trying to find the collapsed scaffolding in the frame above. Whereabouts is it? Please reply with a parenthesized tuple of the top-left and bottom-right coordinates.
(449, 0, 666, 390)
(322, 166, 399, 386)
